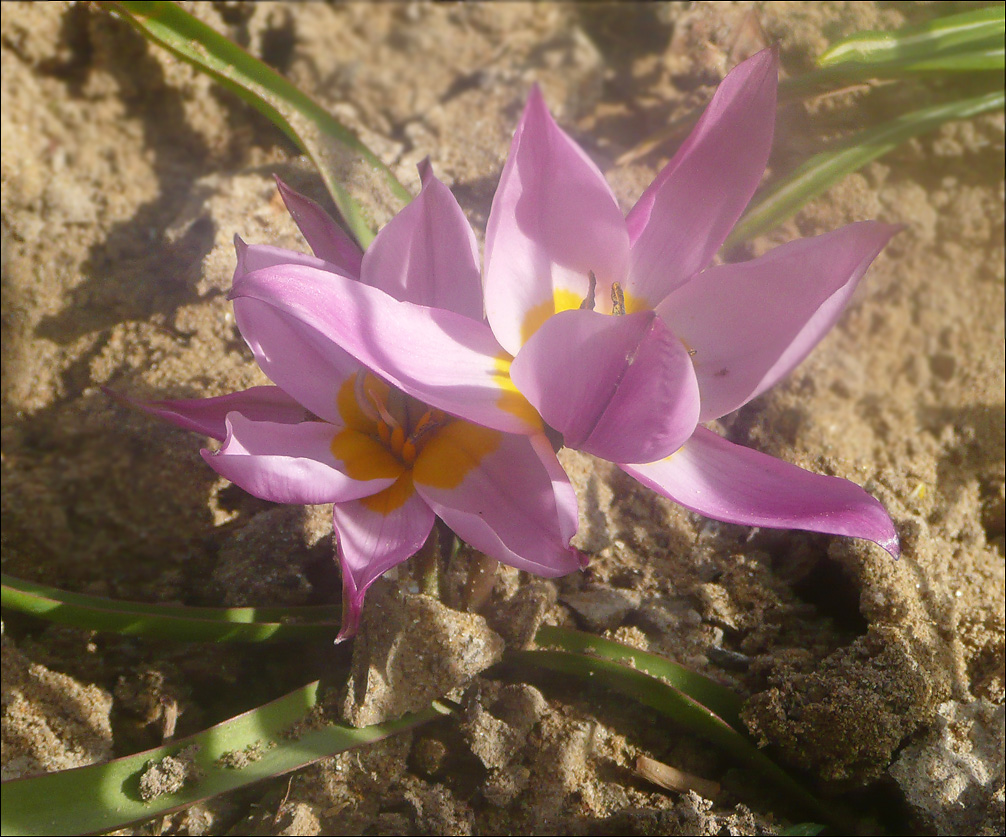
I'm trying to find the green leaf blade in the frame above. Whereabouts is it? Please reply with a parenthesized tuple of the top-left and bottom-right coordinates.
(534, 625, 744, 727)
(2, 574, 342, 642)
(818, 4, 1006, 69)
(0, 682, 447, 836)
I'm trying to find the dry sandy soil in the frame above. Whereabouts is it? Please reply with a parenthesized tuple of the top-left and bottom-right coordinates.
(2, 2, 1003, 834)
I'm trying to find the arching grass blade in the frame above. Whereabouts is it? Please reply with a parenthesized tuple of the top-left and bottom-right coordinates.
(534, 625, 743, 727)
(513, 648, 834, 822)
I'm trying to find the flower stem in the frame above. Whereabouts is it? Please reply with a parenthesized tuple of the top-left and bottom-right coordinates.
(412, 526, 441, 597)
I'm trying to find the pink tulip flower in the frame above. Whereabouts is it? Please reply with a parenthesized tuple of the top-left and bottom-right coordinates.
(132, 164, 582, 639)
(483, 48, 900, 557)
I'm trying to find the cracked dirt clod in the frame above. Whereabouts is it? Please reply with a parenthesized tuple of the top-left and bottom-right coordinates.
(340, 581, 505, 728)
(138, 744, 201, 801)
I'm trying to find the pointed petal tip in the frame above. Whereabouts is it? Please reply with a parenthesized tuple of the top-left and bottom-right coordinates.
(525, 83, 551, 121)
(272, 175, 299, 208)
(335, 596, 362, 644)
(336, 540, 363, 644)
(882, 221, 907, 242)
(233, 234, 248, 267)
(272, 174, 301, 204)
(741, 44, 779, 75)
(879, 531, 901, 560)
(270, 175, 364, 276)
(417, 157, 434, 185)
(842, 219, 903, 265)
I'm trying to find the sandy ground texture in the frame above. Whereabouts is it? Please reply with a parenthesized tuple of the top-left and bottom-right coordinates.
(2, 2, 1003, 834)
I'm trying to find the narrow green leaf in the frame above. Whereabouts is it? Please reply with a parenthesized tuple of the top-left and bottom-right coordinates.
(786, 6, 1006, 91)
(1, 574, 341, 642)
(102, 1, 412, 246)
(783, 44, 1004, 98)
(819, 5, 1005, 69)
(534, 625, 743, 727)
(0, 681, 449, 836)
(726, 88, 1005, 247)
(513, 648, 833, 821)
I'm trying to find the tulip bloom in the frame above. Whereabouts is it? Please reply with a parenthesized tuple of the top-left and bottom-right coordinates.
(482, 48, 900, 557)
(134, 165, 582, 638)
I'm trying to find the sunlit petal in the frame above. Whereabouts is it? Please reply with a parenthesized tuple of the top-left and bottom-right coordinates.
(510, 309, 699, 463)
(658, 221, 899, 421)
(414, 425, 583, 576)
(203, 413, 399, 505)
(333, 476, 435, 640)
(233, 294, 362, 425)
(361, 159, 484, 320)
(626, 48, 778, 305)
(622, 426, 899, 557)
(231, 263, 540, 435)
(485, 85, 630, 355)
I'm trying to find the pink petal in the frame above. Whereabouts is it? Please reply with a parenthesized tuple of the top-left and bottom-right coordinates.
(234, 237, 344, 282)
(360, 160, 484, 320)
(105, 385, 306, 442)
(231, 264, 541, 435)
(333, 477, 435, 640)
(626, 48, 778, 306)
(233, 295, 363, 426)
(203, 413, 399, 505)
(658, 221, 899, 421)
(622, 426, 900, 557)
(274, 176, 363, 278)
(484, 85, 630, 355)
(413, 425, 583, 576)
(509, 309, 700, 464)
